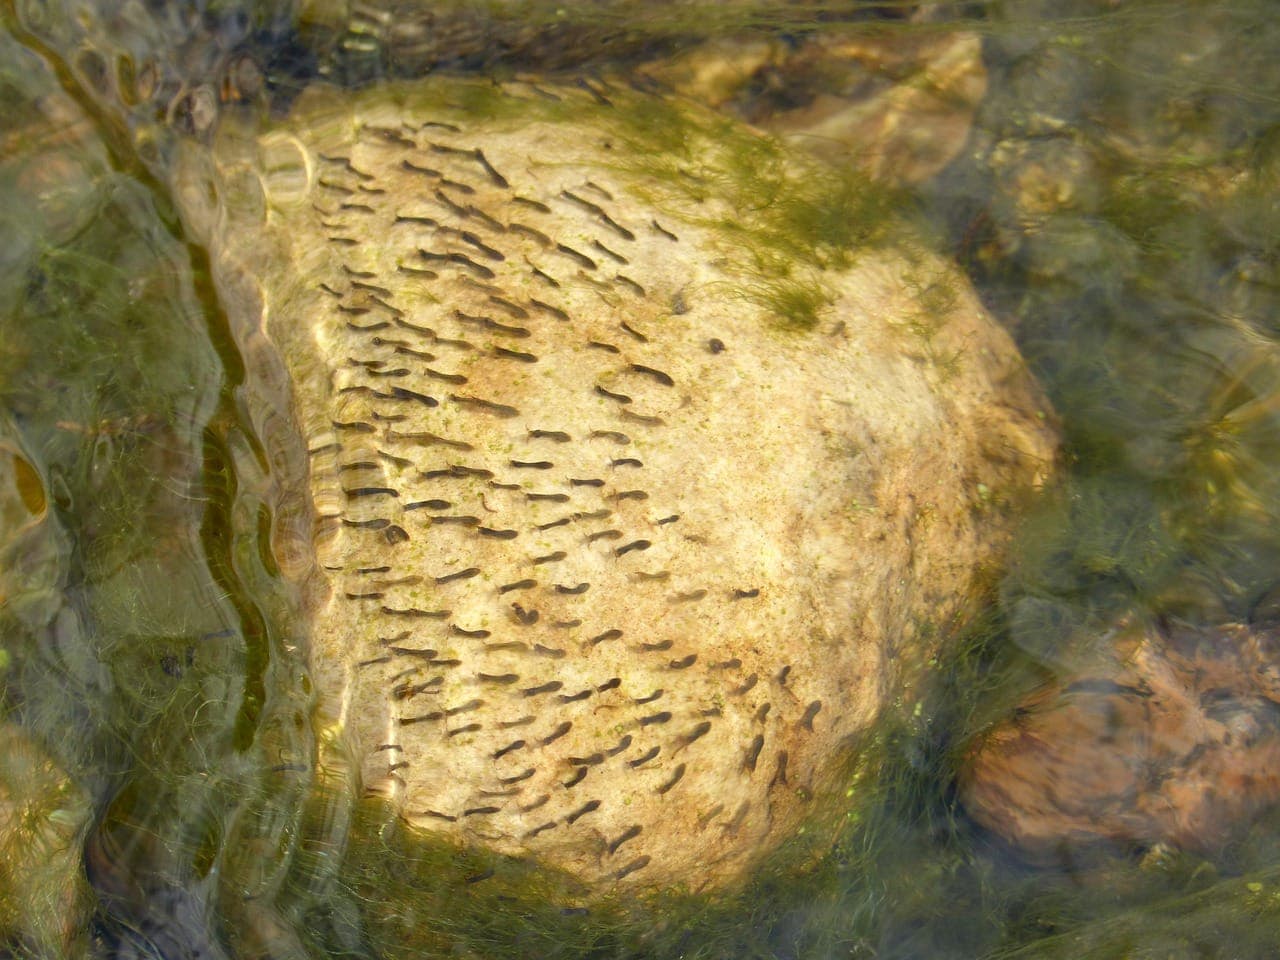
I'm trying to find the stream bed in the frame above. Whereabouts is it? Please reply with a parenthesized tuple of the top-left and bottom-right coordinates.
(2, 2, 1280, 958)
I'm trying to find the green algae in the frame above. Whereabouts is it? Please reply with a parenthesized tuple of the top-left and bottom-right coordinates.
(591, 86, 904, 330)
(0, 29, 315, 958)
(301, 72, 903, 333)
(3, 0, 1280, 958)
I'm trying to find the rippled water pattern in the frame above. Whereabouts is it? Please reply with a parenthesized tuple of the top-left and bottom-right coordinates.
(1, 1, 1279, 958)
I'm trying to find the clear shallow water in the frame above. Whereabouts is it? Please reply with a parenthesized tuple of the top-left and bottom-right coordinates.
(1, 1, 1279, 957)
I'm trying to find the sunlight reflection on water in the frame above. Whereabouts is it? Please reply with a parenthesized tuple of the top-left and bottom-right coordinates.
(1, 2, 1279, 958)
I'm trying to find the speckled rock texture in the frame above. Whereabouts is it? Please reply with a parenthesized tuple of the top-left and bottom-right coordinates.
(179, 76, 1057, 892)
(962, 617, 1280, 861)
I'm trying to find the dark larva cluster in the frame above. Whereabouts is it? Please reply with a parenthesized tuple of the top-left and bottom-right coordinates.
(227, 76, 1057, 892)
(298, 104, 826, 889)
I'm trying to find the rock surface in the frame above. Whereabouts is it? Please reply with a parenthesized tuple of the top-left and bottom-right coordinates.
(962, 617, 1280, 861)
(180, 76, 1057, 892)
(644, 30, 988, 185)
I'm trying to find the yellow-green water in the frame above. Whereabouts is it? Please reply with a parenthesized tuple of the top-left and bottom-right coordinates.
(2, 1, 1280, 957)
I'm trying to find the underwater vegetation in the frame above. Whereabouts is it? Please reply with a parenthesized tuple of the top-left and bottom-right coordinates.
(1, 0, 1280, 958)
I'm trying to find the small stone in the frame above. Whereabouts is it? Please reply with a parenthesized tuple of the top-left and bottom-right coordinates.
(961, 617, 1280, 862)
(644, 30, 989, 185)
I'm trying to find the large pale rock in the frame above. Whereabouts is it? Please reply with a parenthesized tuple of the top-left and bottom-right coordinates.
(180, 77, 1056, 891)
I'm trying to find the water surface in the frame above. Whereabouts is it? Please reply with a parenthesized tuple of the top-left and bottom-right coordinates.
(2, 1, 1280, 957)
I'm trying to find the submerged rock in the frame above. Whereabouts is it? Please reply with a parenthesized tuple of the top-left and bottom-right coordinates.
(643, 29, 988, 186)
(178, 75, 1056, 892)
(961, 617, 1280, 861)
